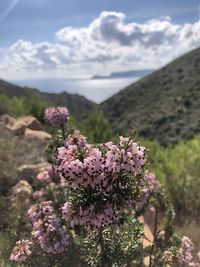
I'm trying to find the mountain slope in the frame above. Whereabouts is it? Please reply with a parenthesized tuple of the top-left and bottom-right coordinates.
(0, 79, 96, 121)
(101, 48, 200, 145)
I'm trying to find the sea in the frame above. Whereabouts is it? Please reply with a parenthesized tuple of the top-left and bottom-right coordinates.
(13, 77, 139, 104)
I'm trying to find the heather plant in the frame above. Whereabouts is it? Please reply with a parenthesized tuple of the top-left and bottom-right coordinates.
(10, 107, 200, 267)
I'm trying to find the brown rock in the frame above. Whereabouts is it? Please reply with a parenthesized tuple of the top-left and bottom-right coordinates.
(17, 116, 42, 130)
(3, 115, 42, 135)
(11, 180, 33, 208)
(6, 120, 27, 135)
(18, 162, 49, 182)
(12, 180, 33, 197)
(138, 205, 156, 266)
(0, 114, 16, 126)
(24, 128, 52, 143)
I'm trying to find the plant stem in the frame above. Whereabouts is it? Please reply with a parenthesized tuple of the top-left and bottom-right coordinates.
(61, 126, 65, 141)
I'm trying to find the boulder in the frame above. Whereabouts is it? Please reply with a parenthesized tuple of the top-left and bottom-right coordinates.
(12, 180, 33, 197)
(0, 114, 16, 126)
(11, 180, 33, 208)
(18, 162, 49, 182)
(3, 115, 42, 135)
(24, 128, 52, 143)
(6, 120, 27, 135)
(16, 116, 42, 130)
(138, 205, 156, 266)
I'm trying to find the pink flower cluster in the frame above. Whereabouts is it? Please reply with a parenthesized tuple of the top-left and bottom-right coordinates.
(56, 134, 147, 228)
(61, 202, 72, 221)
(57, 136, 146, 190)
(144, 171, 160, 190)
(10, 240, 32, 263)
(45, 107, 69, 128)
(178, 237, 200, 266)
(36, 165, 57, 184)
(32, 190, 44, 200)
(104, 137, 146, 174)
(65, 130, 87, 147)
(57, 144, 106, 189)
(62, 202, 114, 228)
(28, 201, 70, 254)
(180, 236, 194, 264)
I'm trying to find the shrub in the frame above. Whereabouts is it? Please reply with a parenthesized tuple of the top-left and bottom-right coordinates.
(9, 107, 200, 267)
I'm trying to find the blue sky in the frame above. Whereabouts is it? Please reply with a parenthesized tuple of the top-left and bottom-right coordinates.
(0, 0, 200, 102)
(0, 0, 199, 46)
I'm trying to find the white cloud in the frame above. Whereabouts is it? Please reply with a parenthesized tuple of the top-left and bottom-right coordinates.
(1, 11, 200, 80)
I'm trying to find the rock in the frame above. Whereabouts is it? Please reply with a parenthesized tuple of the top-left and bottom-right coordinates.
(0, 114, 16, 126)
(24, 128, 52, 142)
(138, 205, 156, 266)
(16, 116, 42, 130)
(2, 115, 42, 135)
(18, 162, 49, 183)
(6, 120, 27, 135)
(143, 206, 156, 235)
(0, 121, 5, 129)
(11, 180, 33, 208)
(12, 180, 33, 197)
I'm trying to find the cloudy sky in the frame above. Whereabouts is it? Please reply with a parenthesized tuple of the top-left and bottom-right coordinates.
(0, 0, 200, 101)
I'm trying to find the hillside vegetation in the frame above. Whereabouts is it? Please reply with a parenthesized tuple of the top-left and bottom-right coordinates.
(0, 79, 96, 122)
(101, 47, 200, 145)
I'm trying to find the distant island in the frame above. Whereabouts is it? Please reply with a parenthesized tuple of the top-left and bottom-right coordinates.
(91, 69, 153, 79)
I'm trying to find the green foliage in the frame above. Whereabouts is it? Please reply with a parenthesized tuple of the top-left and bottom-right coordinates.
(81, 110, 113, 143)
(101, 47, 200, 145)
(79, 218, 143, 267)
(0, 79, 96, 122)
(21, 92, 51, 122)
(141, 136, 200, 221)
(0, 93, 50, 121)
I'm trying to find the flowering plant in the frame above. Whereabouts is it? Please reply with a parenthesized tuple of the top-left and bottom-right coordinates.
(10, 107, 200, 267)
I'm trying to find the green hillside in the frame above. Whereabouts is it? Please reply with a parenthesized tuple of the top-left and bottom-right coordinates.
(101, 47, 200, 145)
(0, 79, 96, 121)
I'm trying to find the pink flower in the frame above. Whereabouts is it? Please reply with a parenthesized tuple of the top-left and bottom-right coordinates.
(34, 216, 70, 254)
(104, 136, 146, 175)
(37, 170, 52, 184)
(32, 190, 44, 200)
(197, 251, 200, 260)
(70, 203, 114, 228)
(56, 144, 105, 189)
(61, 202, 72, 221)
(10, 240, 32, 263)
(180, 236, 194, 264)
(28, 201, 54, 223)
(45, 107, 69, 128)
(64, 130, 87, 148)
(189, 263, 200, 267)
(144, 171, 160, 189)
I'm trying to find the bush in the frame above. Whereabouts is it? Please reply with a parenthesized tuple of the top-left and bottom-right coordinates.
(141, 137, 200, 221)
(8, 107, 200, 267)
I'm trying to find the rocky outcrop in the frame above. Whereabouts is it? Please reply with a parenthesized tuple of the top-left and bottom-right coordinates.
(17, 116, 42, 130)
(17, 162, 49, 183)
(6, 120, 27, 135)
(4, 115, 42, 135)
(11, 180, 33, 207)
(0, 114, 16, 126)
(24, 128, 52, 142)
(0, 114, 51, 142)
(139, 206, 156, 266)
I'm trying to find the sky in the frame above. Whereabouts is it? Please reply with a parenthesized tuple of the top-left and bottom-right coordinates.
(0, 0, 200, 102)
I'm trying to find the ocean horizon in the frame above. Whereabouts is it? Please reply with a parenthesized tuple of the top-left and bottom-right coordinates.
(12, 77, 139, 103)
